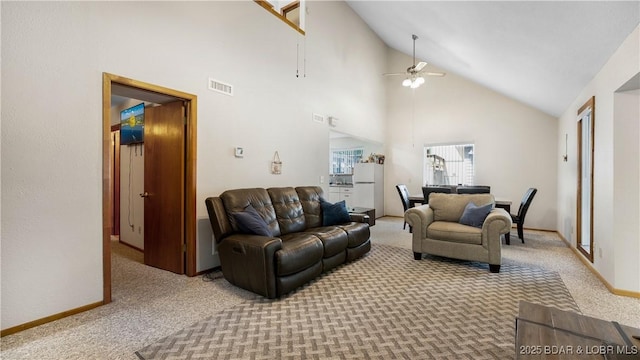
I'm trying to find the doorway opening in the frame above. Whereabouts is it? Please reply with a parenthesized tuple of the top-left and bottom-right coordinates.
(102, 73, 198, 304)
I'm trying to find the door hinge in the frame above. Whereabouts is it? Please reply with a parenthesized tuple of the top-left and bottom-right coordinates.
(182, 243, 187, 253)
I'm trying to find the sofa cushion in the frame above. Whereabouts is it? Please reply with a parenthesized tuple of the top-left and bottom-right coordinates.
(427, 221, 482, 245)
(305, 226, 349, 258)
(221, 188, 281, 236)
(338, 222, 370, 248)
(268, 187, 307, 235)
(295, 186, 324, 228)
(429, 193, 494, 222)
(232, 204, 272, 237)
(321, 200, 351, 226)
(276, 233, 324, 276)
(459, 202, 493, 228)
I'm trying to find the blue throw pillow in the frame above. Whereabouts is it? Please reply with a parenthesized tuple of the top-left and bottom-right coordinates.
(232, 204, 272, 237)
(321, 200, 351, 226)
(459, 202, 493, 228)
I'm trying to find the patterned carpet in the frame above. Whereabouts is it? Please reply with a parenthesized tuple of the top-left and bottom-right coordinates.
(135, 243, 579, 360)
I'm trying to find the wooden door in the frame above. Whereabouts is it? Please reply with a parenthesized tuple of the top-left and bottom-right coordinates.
(143, 101, 185, 274)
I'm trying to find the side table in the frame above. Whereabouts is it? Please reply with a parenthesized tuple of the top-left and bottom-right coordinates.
(350, 207, 375, 226)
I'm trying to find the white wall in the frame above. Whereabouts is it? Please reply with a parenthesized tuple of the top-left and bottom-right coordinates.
(1, 1, 387, 330)
(557, 25, 640, 292)
(613, 88, 640, 291)
(384, 48, 559, 231)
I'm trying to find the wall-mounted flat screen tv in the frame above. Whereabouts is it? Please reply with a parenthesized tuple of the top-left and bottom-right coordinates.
(120, 102, 145, 145)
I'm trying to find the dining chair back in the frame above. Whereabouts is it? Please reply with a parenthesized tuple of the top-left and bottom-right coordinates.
(396, 184, 411, 230)
(511, 188, 538, 242)
(456, 185, 491, 194)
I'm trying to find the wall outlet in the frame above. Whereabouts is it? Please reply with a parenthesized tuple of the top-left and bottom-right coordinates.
(320, 175, 324, 184)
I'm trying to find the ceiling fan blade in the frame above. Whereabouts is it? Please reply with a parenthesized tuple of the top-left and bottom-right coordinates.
(382, 72, 406, 76)
(423, 72, 446, 77)
(414, 62, 427, 72)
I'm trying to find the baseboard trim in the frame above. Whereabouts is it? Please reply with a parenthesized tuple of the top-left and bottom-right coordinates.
(1, 301, 104, 337)
(556, 232, 640, 299)
(119, 240, 143, 252)
(196, 266, 222, 276)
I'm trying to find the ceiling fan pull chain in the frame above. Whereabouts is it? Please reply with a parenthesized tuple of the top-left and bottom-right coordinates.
(296, 42, 300, 78)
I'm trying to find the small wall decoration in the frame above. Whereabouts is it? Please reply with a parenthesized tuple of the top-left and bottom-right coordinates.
(120, 102, 145, 145)
(271, 151, 282, 174)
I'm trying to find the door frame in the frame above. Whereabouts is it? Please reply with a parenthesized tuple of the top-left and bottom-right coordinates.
(576, 96, 595, 263)
(102, 73, 198, 303)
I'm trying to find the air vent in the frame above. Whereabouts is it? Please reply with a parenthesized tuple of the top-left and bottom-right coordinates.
(208, 78, 233, 96)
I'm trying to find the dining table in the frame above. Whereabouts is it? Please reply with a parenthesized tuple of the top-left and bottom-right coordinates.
(408, 194, 514, 245)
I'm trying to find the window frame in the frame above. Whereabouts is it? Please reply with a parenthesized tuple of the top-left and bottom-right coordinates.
(330, 148, 364, 175)
(255, 0, 305, 35)
(423, 143, 475, 186)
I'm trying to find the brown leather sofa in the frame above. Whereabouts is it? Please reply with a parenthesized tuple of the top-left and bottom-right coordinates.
(205, 186, 371, 298)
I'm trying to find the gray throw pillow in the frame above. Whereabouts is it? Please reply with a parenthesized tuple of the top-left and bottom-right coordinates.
(459, 202, 493, 228)
(232, 204, 272, 237)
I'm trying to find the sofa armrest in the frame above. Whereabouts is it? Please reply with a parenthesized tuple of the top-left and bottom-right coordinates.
(404, 205, 434, 239)
(349, 213, 370, 223)
(218, 234, 283, 298)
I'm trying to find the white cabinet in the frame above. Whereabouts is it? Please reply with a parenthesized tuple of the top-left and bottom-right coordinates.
(328, 186, 353, 209)
(328, 188, 340, 203)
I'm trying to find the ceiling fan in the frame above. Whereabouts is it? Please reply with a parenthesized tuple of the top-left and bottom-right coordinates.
(384, 34, 445, 88)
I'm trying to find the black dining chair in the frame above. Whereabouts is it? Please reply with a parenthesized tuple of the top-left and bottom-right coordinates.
(421, 186, 452, 204)
(395, 184, 411, 231)
(456, 185, 491, 194)
(511, 188, 538, 243)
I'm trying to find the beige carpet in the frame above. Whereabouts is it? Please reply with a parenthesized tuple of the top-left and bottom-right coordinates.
(136, 243, 579, 359)
(2, 217, 639, 360)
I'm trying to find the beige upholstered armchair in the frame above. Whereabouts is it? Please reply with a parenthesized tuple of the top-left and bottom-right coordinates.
(404, 193, 512, 273)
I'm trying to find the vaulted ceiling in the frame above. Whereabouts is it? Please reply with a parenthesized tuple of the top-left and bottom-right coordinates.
(346, 1, 640, 117)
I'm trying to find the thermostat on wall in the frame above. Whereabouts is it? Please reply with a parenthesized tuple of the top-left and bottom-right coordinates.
(234, 147, 244, 158)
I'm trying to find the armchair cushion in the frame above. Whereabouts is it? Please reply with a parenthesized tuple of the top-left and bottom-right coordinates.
(321, 200, 351, 226)
(459, 202, 493, 228)
(232, 204, 272, 237)
(427, 221, 482, 245)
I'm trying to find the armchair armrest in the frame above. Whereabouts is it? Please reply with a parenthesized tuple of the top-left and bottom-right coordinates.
(481, 208, 512, 264)
(482, 208, 512, 235)
(404, 205, 434, 239)
(217, 234, 283, 298)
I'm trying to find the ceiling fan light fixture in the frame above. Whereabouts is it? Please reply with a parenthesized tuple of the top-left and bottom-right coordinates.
(416, 76, 425, 85)
(402, 78, 412, 87)
(410, 81, 420, 89)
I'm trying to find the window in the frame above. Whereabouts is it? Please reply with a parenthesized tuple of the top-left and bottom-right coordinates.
(330, 148, 363, 174)
(423, 144, 475, 186)
(255, 0, 305, 35)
